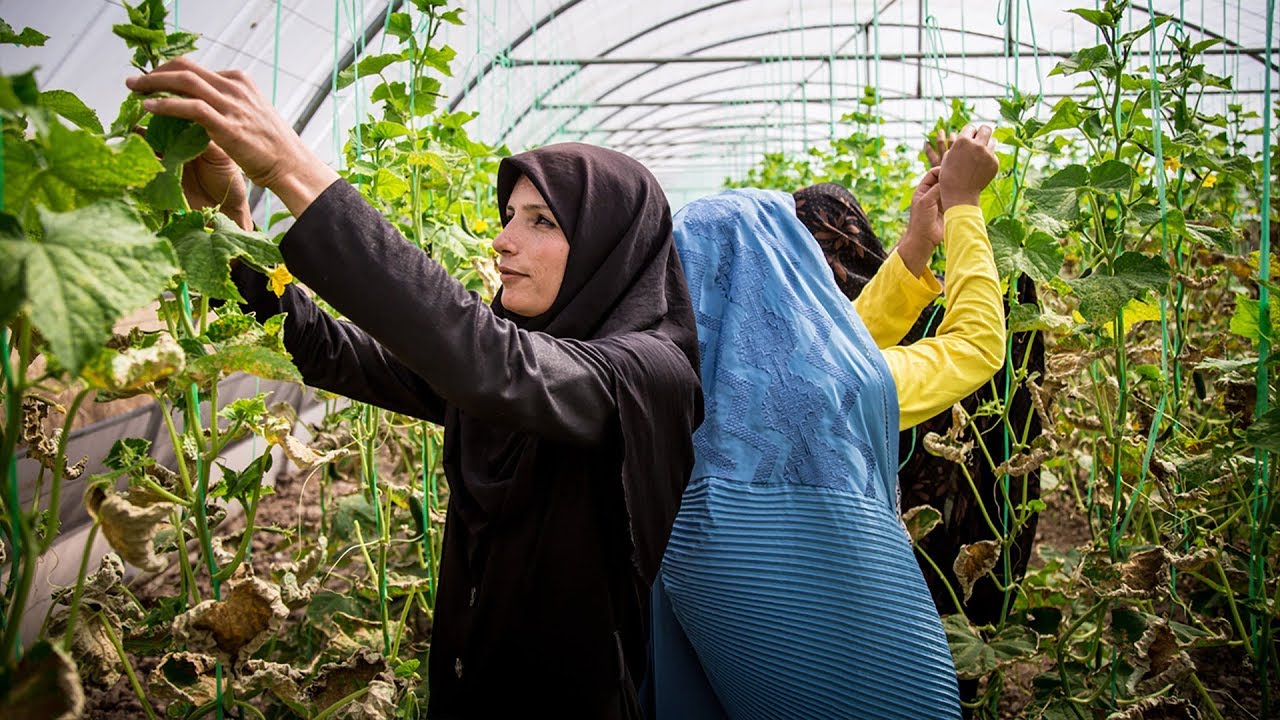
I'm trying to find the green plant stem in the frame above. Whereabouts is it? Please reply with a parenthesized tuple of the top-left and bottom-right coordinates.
(173, 507, 199, 605)
(914, 543, 965, 615)
(213, 481, 263, 584)
(57, 522, 98, 648)
(234, 701, 266, 720)
(390, 587, 417, 660)
(1189, 672, 1225, 720)
(1, 319, 33, 666)
(313, 686, 371, 720)
(101, 615, 159, 720)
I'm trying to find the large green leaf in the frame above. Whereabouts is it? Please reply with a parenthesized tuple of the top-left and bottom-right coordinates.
(183, 345, 301, 388)
(1025, 165, 1088, 221)
(1089, 159, 1135, 193)
(988, 217, 1064, 283)
(162, 213, 283, 301)
(1246, 409, 1280, 454)
(39, 90, 103, 133)
(336, 52, 406, 89)
(1070, 252, 1170, 324)
(140, 115, 210, 211)
(0, 20, 48, 47)
(0, 202, 178, 374)
(3, 124, 163, 215)
(944, 615, 1040, 680)
(1230, 296, 1280, 345)
(1049, 44, 1116, 77)
(146, 115, 210, 170)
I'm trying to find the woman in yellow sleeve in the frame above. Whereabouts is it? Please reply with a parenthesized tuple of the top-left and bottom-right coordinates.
(645, 127, 1004, 720)
(796, 165, 1046, 701)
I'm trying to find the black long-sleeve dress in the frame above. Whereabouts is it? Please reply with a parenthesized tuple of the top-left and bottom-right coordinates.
(235, 164, 701, 718)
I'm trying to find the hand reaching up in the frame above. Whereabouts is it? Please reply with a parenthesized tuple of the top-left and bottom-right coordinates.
(938, 125, 999, 210)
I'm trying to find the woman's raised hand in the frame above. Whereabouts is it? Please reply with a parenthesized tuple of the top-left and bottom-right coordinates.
(181, 141, 252, 230)
(937, 125, 999, 210)
(897, 167, 943, 277)
(126, 56, 338, 217)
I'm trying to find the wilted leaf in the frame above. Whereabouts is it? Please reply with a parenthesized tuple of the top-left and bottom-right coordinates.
(1106, 697, 1196, 720)
(954, 540, 1000, 603)
(0, 641, 84, 720)
(173, 577, 288, 667)
(306, 649, 397, 720)
(85, 485, 173, 571)
(149, 652, 217, 705)
(20, 397, 87, 480)
(923, 431, 972, 464)
(80, 332, 185, 396)
(902, 505, 942, 543)
(239, 659, 306, 708)
(1127, 619, 1195, 693)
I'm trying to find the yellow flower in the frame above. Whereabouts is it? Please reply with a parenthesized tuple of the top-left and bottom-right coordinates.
(1164, 156, 1181, 172)
(267, 264, 294, 298)
(472, 218, 489, 234)
(1203, 173, 1218, 188)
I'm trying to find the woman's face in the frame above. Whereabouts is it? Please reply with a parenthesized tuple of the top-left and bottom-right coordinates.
(494, 176, 570, 317)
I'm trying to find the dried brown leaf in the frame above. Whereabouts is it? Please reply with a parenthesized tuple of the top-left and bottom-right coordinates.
(238, 659, 306, 707)
(149, 652, 217, 706)
(306, 649, 396, 719)
(173, 577, 288, 667)
(0, 641, 85, 720)
(954, 540, 1000, 604)
(84, 486, 173, 572)
(902, 505, 942, 543)
(923, 431, 972, 464)
(1127, 619, 1195, 694)
(1106, 696, 1196, 720)
(21, 397, 87, 480)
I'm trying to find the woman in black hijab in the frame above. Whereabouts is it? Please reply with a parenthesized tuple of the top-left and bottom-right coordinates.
(128, 58, 702, 718)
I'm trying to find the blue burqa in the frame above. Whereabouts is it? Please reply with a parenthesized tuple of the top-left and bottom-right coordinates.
(648, 189, 960, 719)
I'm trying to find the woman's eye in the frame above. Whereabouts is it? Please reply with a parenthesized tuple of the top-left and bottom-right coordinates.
(536, 215, 556, 228)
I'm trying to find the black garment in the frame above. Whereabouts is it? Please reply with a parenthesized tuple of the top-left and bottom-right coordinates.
(236, 146, 701, 718)
(793, 183, 887, 299)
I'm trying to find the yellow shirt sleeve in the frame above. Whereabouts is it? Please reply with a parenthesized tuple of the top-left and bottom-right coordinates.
(853, 249, 942, 349)
(881, 205, 1007, 431)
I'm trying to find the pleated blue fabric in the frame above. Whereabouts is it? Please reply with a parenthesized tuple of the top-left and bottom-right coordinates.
(651, 189, 960, 719)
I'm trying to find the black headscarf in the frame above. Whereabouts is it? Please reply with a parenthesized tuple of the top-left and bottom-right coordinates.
(445, 142, 702, 582)
(793, 182, 888, 299)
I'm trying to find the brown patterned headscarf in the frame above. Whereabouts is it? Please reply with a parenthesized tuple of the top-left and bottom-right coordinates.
(793, 183, 887, 300)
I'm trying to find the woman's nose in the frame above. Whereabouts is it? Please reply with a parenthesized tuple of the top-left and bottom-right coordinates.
(492, 228, 515, 255)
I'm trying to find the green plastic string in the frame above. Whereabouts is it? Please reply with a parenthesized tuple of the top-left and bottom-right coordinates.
(1250, 0, 1275, 691)
(0, 129, 22, 663)
(1118, 1, 1176, 547)
(898, 304, 945, 472)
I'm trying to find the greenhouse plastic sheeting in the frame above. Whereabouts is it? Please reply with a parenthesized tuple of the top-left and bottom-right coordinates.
(1, 0, 1273, 207)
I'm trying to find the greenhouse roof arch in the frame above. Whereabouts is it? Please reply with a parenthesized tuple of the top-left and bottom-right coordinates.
(0, 0, 1274, 207)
